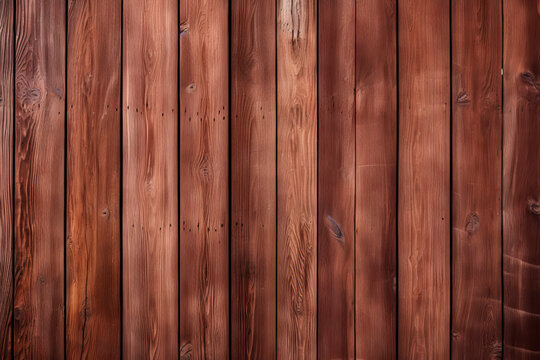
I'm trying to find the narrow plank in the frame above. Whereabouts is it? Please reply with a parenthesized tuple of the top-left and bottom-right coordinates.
(14, 0, 65, 357)
(397, 0, 451, 357)
(231, 0, 277, 357)
(503, 0, 540, 357)
(318, 0, 355, 357)
(66, 0, 121, 357)
(276, 0, 317, 358)
(123, 0, 178, 357)
(355, 0, 397, 357)
(451, 0, 502, 357)
(179, 0, 229, 358)
(0, 0, 14, 357)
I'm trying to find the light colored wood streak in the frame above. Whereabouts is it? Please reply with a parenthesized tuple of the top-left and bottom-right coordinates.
(355, 0, 397, 358)
(66, 0, 121, 357)
(398, 0, 451, 358)
(231, 0, 277, 357)
(179, 0, 229, 358)
(0, 0, 14, 357)
(122, 0, 178, 357)
(14, 0, 65, 358)
(317, 0, 355, 358)
(503, 0, 540, 355)
(451, 0, 502, 357)
(277, 0, 317, 358)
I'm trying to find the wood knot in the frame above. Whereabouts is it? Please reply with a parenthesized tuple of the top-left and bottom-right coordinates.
(527, 199, 540, 215)
(180, 21, 189, 36)
(456, 91, 471, 104)
(186, 83, 196, 93)
(180, 342, 193, 360)
(520, 71, 540, 90)
(325, 215, 344, 244)
(465, 212, 480, 234)
(489, 341, 502, 359)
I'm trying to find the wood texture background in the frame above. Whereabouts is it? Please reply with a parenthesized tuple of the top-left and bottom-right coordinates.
(1, 0, 539, 358)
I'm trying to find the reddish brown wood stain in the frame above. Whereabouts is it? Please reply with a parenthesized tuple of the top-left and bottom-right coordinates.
(0, 0, 539, 358)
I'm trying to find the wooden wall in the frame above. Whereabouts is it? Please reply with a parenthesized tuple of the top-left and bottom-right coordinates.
(0, 0, 539, 358)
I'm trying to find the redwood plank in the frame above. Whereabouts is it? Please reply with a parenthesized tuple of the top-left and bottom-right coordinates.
(231, 0, 277, 357)
(14, 0, 65, 357)
(276, 0, 317, 358)
(451, 0, 502, 357)
(397, 0, 451, 357)
(179, 0, 229, 358)
(318, 0, 355, 357)
(66, 0, 121, 357)
(355, 0, 397, 357)
(0, 0, 14, 357)
(503, 0, 540, 357)
(123, 0, 178, 356)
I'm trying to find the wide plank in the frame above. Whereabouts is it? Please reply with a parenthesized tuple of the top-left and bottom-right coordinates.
(66, 0, 121, 357)
(451, 0, 502, 357)
(277, 0, 317, 358)
(123, 0, 178, 357)
(397, 0, 451, 357)
(503, 0, 540, 357)
(231, 0, 277, 357)
(14, 0, 65, 357)
(179, 0, 229, 358)
(355, 0, 397, 358)
(0, 0, 14, 357)
(318, 0, 355, 357)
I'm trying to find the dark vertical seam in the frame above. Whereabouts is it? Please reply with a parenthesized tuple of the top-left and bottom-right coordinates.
(315, 0, 319, 356)
(449, 0, 453, 356)
(353, 0, 357, 358)
(64, 0, 68, 357)
(394, 0, 399, 357)
(177, 0, 181, 355)
(119, 0, 124, 356)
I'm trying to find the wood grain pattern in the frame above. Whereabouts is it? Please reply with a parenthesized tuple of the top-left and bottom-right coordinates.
(355, 0, 397, 358)
(66, 0, 121, 357)
(451, 0, 502, 357)
(318, 0, 355, 358)
(231, 0, 277, 357)
(503, 0, 540, 357)
(277, 0, 317, 358)
(397, 0, 451, 357)
(14, 0, 65, 357)
(179, 0, 229, 358)
(0, 0, 14, 357)
(123, 0, 178, 357)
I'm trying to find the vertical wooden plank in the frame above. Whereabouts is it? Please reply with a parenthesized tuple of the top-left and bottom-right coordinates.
(276, 0, 317, 358)
(123, 0, 178, 357)
(66, 0, 121, 357)
(451, 0, 502, 357)
(503, 0, 540, 357)
(0, 0, 13, 357)
(231, 0, 277, 357)
(318, 0, 355, 357)
(14, 0, 65, 357)
(397, 0, 450, 357)
(355, 0, 397, 358)
(179, 0, 229, 358)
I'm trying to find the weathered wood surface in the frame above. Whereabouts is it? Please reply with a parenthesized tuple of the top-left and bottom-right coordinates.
(0, 0, 13, 357)
(318, 0, 355, 358)
(179, 0, 229, 358)
(503, 0, 540, 357)
(66, 0, 122, 357)
(123, 0, 178, 357)
(452, 0, 503, 358)
(231, 0, 277, 357)
(355, 0, 397, 358)
(14, 0, 66, 357)
(398, 0, 451, 357)
(277, 0, 317, 358)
